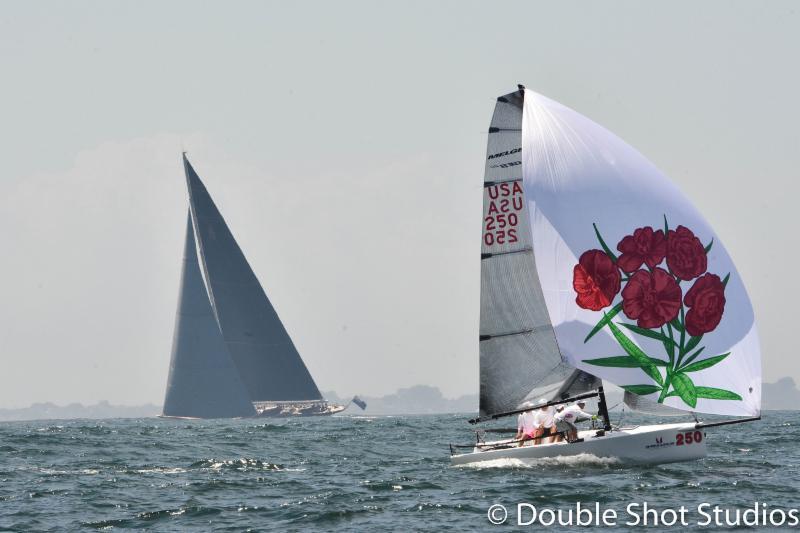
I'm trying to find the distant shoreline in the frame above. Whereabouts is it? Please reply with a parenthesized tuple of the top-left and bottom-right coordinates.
(2, 378, 796, 422)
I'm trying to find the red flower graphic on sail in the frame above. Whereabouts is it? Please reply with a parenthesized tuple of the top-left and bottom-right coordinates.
(621, 268, 682, 329)
(575, 218, 737, 408)
(616, 226, 667, 273)
(684, 273, 727, 336)
(573, 250, 621, 311)
(666, 225, 707, 280)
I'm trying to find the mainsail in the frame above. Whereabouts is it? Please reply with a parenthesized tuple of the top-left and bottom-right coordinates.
(479, 87, 761, 419)
(479, 88, 598, 418)
(162, 214, 256, 418)
(183, 155, 323, 402)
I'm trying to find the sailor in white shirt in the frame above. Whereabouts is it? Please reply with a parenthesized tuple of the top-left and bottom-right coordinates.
(515, 402, 537, 447)
(554, 400, 596, 442)
(533, 398, 557, 445)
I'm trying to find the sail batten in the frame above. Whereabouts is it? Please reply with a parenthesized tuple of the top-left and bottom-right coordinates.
(481, 247, 532, 260)
(479, 329, 535, 341)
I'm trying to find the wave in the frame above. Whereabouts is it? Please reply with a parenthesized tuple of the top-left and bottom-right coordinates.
(456, 453, 621, 469)
(83, 506, 221, 529)
(131, 466, 186, 474)
(188, 458, 303, 472)
(243, 423, 292, 432)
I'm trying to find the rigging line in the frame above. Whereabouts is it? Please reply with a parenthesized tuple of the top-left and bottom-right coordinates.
(481, 247, 532, 260)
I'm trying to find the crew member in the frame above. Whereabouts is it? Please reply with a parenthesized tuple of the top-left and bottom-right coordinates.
(533, 398, 557, 445)
(554, 400, 596, 442)
(515, 402, 537, 447)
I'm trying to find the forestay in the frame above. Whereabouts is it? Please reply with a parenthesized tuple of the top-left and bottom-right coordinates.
(479, 88, 598, 418)
(519, 89, 761, 417)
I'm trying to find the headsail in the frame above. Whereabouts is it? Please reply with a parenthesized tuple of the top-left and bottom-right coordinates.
(162, 214, 256, 418)
(519, 89, 761, 417)
(183, 155, 323, 402)
(479, 88, 598, 418)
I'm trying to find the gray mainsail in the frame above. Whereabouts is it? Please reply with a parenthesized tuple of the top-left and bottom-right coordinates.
(162, 214, 256, 418)
(183, 155, 323, 402)
(479, 88, 598, 418)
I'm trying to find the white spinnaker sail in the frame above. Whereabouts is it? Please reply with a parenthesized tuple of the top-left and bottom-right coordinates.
(520, 89, 761, 417)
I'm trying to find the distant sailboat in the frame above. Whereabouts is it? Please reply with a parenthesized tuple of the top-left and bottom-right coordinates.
(162, 154, 345, 418)
(450, 87, 761, 465)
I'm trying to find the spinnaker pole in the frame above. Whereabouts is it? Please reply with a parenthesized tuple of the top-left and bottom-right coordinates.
(694, 416, 761, 429)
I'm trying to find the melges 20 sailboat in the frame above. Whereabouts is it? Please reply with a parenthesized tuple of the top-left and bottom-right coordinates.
(450, 86, 761, 465)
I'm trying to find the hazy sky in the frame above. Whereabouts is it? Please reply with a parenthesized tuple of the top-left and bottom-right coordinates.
(1, 1, 797, 408)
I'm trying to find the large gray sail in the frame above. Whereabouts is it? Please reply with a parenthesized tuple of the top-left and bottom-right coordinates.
(162, 214, 256, 418)
(479, 88, 597, 418)
(183, 155, 323, 402)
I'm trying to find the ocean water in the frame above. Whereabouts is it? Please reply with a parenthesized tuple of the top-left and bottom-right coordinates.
(0, 411, 797, 531)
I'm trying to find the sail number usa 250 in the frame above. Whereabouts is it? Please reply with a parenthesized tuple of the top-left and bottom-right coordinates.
(484, 181, 524, 246)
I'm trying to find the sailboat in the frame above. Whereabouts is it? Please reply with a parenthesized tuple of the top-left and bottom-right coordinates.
(162, 154, 346, 419)
(450, 86, 761, 465)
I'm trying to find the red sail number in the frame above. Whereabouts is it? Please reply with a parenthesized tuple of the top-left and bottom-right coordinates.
(483, 181, 524, 246)
(675, 431, 703, 446)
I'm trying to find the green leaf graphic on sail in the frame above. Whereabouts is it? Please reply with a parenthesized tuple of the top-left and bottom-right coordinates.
(574, 218, 741, 408)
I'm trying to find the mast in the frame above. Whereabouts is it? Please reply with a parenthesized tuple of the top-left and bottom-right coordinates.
(596, 386, 612, 431)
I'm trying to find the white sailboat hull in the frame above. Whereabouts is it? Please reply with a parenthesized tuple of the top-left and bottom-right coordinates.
(253, 401, 347, 418)
(451, 423, 707, 466)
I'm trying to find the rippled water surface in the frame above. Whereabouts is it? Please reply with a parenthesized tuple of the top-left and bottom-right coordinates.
(0, 412, 797, 531)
